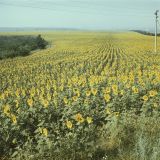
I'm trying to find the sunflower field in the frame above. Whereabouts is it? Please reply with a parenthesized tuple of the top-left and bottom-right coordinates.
(0, 31, 160, 160)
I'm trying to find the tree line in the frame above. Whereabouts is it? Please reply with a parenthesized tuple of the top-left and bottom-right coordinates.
(132, 30, 160, 36)
(0, 35, 48, 59)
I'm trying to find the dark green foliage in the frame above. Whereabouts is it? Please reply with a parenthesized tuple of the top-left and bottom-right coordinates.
(36, 35, 48, 49)
(131, 30, 160, 36)
(0, 35, 48, 59)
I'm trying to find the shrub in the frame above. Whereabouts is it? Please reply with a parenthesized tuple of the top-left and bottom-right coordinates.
(0, 35, 48, 59)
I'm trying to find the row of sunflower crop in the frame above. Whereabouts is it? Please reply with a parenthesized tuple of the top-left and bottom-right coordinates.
(0, 32, 160, 159)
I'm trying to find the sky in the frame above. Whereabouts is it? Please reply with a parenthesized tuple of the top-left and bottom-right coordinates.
(0, 0, 160, 31)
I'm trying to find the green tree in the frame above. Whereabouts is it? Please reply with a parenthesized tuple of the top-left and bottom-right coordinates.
(36, 35, 48, 49)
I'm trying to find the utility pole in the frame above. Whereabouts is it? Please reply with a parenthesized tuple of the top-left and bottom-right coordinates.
(154, 10, 159, 53)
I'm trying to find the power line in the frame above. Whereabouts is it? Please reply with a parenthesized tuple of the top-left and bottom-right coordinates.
(12, 0, 158, 13)
(0, 1, 153, 17)
(0, 1, 103, 16)
(26, 0, 153, 14)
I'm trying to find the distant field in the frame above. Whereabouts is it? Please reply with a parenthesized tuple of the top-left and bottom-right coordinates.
(0, 31, 160, 160)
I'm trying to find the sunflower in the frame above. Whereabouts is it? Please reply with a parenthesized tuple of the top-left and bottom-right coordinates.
(63, 97, 68, 104)
(3, 104, 10, 115)
(106, 108, 111, 115)
(142, 95, 148, 102)
(91, 88, 97, 96)
(66, 120, 73, 129)
(153, 103, 158, 108)
(105, 87, 111, 94)
(75, 113, 84, 123)
(149, 90, 157, 97)
(132, 86, 139, 94)
(86, 90, 91, 97)
(41, 99, 49, 108)
(42, 128, 48, 137)
(10, 114, 17, 124)
(15, 100, 19, 108)
(86, 117, 93, 124)
(27, 98, 33, 107)
(104, 94, 111, 102)
(112, 85, 118, 91)
(72, 96, 78, 102)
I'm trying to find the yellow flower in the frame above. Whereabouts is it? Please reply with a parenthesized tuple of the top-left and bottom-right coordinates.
(104, 94, 111, 102)
(63, 97, 68, 104)
(10, 114, 17, 124)
(15, 89, 20, 98)
(75, 113, 84, 123)
(112, 85, 118, 91)
(73, 89, 80, 97)
(120, 90, 124, 95)
(86, 90, 91, 97)
(126, 83, 130, 89)
(91, 88, 97, 96)
(15, 100, 19, 108)
(112, 85, 118, 95)
(84, 98, 89, 105)
(153, 103, 158, 108)
(72, 96, 78, 102)
(113, 90, 118, 95)
(106, 108, 111, 114)
(132, 86, 139, 94)
(149, 90, 157, 97)
(114, 112, 120, 117)
(105, 87, 111, 94)
(41, 99, 49, 108)
(86, 117, 93, 124)
(42, 128, 48, 137)
(142, 95, 148, 102)
(3, 104, 10, 115)
(30, 88, 35, 97)
(4, 91, 9, 97)
(27, 98, 33, 107)
(77, 91, 80, 97)
(0, 93, 5, 100)
(66, 120, 73, 129)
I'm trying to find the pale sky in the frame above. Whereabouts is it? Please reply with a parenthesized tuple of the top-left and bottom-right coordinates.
(0, 0, 160, 30)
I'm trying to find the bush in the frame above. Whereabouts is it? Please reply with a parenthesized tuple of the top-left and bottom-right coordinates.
(0, 35, 48, 59)
(36, 35, 48, 49)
